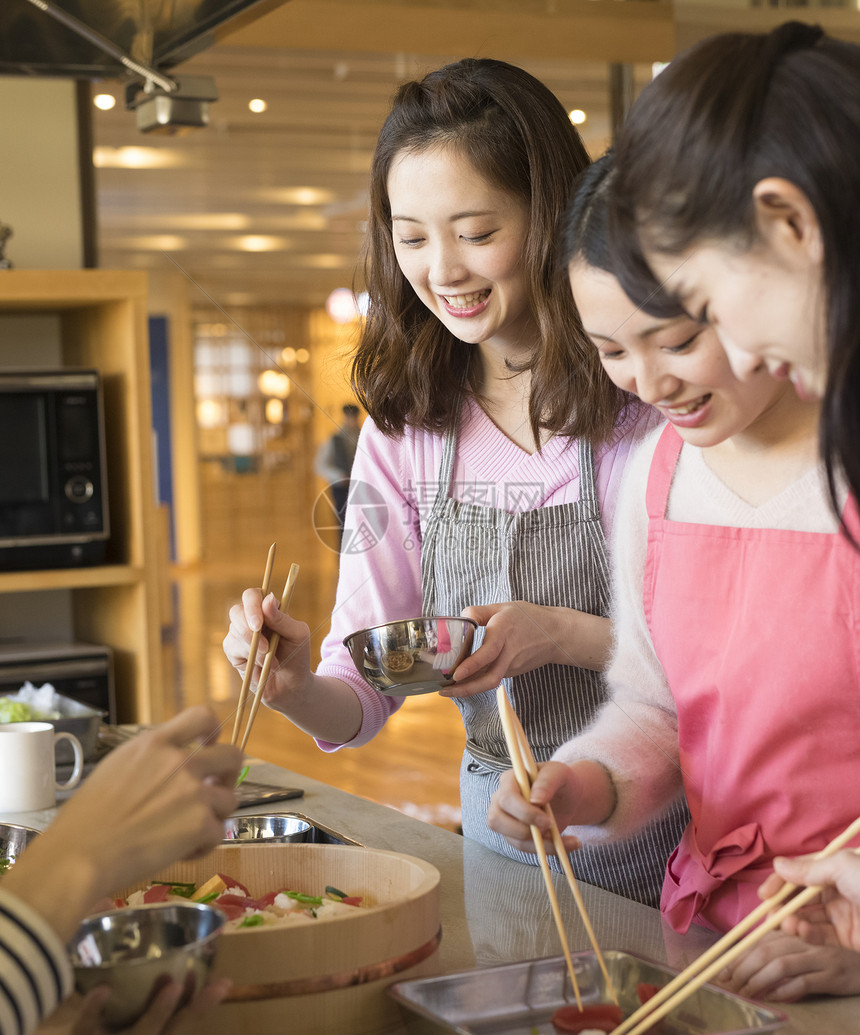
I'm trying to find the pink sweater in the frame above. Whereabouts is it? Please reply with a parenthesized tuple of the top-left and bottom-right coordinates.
(316, 396, 659, 749)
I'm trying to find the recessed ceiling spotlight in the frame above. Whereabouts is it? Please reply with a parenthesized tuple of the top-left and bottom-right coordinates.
(93, 93, 116, 111)
(569, 109, 587, 125)
(249, 98, 267, 113)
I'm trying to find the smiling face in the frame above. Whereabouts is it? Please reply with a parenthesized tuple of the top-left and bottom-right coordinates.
(387, 144, 533, 355)
(646, 243, 829, 402)
(569, 260, 793, 448)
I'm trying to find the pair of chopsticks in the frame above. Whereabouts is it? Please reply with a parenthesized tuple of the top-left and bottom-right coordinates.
(496, 685, 617, 1010)
(230, 542, 300, 751)
(612, 814, 860, 1035)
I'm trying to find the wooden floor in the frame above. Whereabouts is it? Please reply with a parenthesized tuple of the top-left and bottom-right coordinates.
(159, 455, 466, 831)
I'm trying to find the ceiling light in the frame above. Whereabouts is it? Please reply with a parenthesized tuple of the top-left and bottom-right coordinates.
(197, 399, 227, 428)
(169, 213, 250, 231)
(262, 186, 336, 206)
(237, 235, 287, 252)
(109, 234, 189, 250)
(295, 348, 310, 364)
(569, 109, 587, 125)
(265, 398, 284, 423)
(249, 98, 267, 113)
(93, 93, 116, 111)
(93, 146, 185, 169)
(258, 369, 291, 398)
(309, 254, 348, 269)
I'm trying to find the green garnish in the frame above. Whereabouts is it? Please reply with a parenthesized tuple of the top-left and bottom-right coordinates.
(0, 700, 32, 724)
(151, 880, 196, 898)
(239, 914, 265, 927)
(196, 891, 219, 904)
(0, 857, 12, 877)
(236, 765, 250, 787)
(325, 885, 347, 899)
(285, 890, 323, 906)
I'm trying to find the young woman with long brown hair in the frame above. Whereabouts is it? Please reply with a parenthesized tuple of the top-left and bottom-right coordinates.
(224, 58, 688, 904)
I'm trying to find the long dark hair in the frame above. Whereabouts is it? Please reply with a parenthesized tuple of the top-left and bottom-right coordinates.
(352, 57, 629, 445)
(610, 21, 860, 516)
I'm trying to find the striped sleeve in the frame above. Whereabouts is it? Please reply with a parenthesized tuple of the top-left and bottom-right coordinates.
(0, 887, 73, 1035)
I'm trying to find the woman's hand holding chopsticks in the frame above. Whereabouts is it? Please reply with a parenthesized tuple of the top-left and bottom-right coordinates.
(487, 758, 614, 856)
(225, 585, 313, 707)
(223, 583, 364, 745)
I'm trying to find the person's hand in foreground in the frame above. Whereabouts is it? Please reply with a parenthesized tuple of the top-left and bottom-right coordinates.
(37, 977, 233, 1035)
(2, 705, 243, 943)
(757, 849, 860, 953)
(717, 928, 860, 1001)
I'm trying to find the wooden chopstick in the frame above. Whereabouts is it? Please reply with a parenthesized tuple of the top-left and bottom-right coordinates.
(499, 691, 618, 1006)
(238, 562, 300, 752)
(614, 815, 860, 1035)
(507, 711, 618, 1006)
(231, 542, 277, 747)
(496, 685, 583, 1010)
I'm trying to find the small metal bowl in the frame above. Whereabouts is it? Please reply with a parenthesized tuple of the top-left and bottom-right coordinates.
(222, 814, 312, 843)
(344, 616, 477, 697)
(70, 902, 225, 1029)
(0, 822, 39, 873)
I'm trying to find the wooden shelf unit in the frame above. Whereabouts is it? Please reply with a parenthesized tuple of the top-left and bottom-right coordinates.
(0, 270, 163, 722)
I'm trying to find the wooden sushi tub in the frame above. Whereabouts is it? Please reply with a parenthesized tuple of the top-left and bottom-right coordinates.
(120, 842, 442, 1034)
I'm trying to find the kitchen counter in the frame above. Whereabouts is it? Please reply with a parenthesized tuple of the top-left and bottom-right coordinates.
(5, 758, 858, 1034)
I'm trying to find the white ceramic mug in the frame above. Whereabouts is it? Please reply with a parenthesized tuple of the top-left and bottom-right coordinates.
(0, 721, 84, 812)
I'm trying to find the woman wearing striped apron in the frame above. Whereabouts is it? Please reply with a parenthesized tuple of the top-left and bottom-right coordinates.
(224, 58, 688, 907)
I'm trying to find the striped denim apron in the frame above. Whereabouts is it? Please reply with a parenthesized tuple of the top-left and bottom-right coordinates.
(421, 425, 688, 906)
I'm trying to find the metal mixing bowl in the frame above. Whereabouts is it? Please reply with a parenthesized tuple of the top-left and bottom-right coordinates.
(0, 822, 39, 873)
(222, 814, 312, 843)
(70, 902, 225, 1029)
(343, 616, 477, 696)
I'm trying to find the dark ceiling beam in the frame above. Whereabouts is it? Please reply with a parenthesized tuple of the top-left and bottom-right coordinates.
(223, 0, 676, 65)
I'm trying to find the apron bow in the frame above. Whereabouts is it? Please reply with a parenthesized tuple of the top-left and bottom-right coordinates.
(661, 821, 766, 934)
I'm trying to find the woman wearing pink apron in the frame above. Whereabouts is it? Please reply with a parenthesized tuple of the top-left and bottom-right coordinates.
(645, 425, 860, 933)
(487, 147, 860, 1001)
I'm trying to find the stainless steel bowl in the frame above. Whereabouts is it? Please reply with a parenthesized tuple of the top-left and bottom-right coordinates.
(344, 616, 477, 696)
(222, 813, 312, 843)
(0, 822, 39, 873)
(70, 902, 225, 1029)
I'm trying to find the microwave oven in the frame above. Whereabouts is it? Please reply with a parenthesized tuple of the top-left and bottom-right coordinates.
(0, 369, 109, 571)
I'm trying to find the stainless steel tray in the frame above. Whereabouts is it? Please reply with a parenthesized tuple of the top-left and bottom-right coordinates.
(389, 949, 787, 1034)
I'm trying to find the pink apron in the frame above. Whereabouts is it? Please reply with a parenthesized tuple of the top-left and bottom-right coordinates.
(644, 425, 860, 933)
